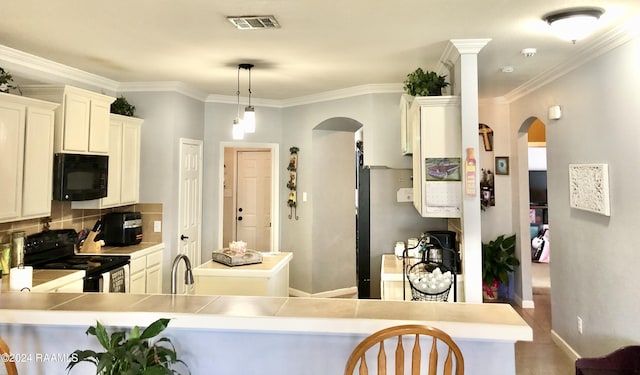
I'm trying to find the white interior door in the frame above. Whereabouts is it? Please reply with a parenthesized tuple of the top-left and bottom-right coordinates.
(178, 139, 203, 271)
(236, 151, 272, 251)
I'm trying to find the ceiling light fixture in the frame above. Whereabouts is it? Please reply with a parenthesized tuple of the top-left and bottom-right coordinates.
(543, 8, 604, 43)
(240, 63, 256, 134)
(232, 65, 244, 140)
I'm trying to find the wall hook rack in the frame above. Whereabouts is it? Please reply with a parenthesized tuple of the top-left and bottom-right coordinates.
(287, 146, 299, 220)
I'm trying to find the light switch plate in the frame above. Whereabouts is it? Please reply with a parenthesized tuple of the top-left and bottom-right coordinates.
(153, 221, 162, 233)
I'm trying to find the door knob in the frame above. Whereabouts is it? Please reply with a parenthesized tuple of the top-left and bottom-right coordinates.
(180, 235, 189, 240)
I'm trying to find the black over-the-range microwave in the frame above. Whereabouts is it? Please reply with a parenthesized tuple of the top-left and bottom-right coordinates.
(52, 153, 109, 201)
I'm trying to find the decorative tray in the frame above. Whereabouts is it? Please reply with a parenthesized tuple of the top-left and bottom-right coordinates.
(211, 249, 263, 267)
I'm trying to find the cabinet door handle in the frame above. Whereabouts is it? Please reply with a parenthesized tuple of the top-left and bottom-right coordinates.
(237, 216, 243, 221)
(180, 235, 189, 240)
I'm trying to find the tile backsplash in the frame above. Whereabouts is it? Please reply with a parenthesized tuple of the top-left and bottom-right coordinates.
(0, 202, 163, 244)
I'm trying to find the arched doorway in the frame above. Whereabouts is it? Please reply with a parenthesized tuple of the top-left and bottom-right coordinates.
(515, 116, 550, 308)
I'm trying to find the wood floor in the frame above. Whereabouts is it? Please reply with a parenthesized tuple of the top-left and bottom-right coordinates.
(512, 288, 575, 374)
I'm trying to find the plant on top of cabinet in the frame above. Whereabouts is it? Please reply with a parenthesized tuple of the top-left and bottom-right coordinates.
(403, 68, 449, 96)
(111, 95, 136, 117)
(67, 318, 190, 375)
(0, 67, 17, 93)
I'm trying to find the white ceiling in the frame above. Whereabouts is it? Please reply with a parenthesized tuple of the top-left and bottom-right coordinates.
(1, 1, 639, 101)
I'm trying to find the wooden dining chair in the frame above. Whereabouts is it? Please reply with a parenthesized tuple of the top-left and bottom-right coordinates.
(345, 324, 464, 375)
(0, 337, 18, 375)
(575, 345, 640, 375)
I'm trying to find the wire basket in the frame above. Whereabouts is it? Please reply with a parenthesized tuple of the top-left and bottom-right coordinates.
(407, 261, 453, 302)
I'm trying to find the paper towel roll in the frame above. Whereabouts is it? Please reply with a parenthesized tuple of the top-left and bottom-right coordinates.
(10, 266, 32, 292)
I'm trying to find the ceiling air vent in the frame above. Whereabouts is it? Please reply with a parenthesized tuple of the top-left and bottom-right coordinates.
(227, 15, 280, 29)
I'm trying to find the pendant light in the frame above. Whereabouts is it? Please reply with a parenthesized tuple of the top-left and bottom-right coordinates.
(240, 63, 256, 133)
(232, 65, 244, 140)
(543, 8, 603, 43)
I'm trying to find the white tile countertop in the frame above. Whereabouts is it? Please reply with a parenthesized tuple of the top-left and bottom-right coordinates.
(79, 242, 164, 258)
(1, 269, 85, 293)
(0, 292, 532, 375)
(0, 291, 531, 343)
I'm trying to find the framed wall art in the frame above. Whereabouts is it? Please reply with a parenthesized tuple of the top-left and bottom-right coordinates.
(569, 163, 610, 216)
(495, 156, 510, 175)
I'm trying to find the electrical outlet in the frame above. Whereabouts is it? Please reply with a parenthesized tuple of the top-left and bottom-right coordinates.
(577, 316, 583, 335)
(153, 220, 162, 233)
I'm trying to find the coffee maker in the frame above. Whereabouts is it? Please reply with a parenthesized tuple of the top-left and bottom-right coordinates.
(424, 230, 460, 274)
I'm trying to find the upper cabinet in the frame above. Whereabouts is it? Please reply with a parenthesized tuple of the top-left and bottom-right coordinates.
(73, 114, 143, 209)
(400, 94, 414, 155)
(0, 93, 58, 223)
(410, 96, 462, 218)
(20, 85, 115, 154)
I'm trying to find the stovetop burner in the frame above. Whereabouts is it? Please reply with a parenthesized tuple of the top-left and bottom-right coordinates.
(24, 229, 129, 277)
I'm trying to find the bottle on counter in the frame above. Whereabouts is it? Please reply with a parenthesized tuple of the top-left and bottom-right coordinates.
(10, 231, 25, 268)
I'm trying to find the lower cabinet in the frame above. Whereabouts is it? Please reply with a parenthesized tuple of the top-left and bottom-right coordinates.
(50, 278, 84, 293)
(129, 246, 163, 294)
(31, 270, 85, 293)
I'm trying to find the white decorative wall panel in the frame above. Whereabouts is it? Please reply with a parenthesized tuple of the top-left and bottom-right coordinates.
(569, 164, 610, 216)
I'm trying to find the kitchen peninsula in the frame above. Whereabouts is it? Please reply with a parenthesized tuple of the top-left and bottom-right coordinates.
(0, 292, 531, 375)
(193, 251, 292, 297)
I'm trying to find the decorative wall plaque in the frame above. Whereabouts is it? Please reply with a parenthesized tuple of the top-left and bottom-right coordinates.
(569, 164, 610, 216)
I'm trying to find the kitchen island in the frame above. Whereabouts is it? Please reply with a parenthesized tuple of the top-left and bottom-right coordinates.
(193, 251, 292, 297)
(0, 291, 531, 375)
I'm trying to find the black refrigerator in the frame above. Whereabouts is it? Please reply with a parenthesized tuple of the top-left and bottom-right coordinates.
(356, 163, 448, 299)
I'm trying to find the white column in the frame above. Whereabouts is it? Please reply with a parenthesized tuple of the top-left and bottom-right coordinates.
(450, 39, 491, 303)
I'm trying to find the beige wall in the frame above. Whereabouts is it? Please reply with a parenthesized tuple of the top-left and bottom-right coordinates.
(0, 202, 163, 246)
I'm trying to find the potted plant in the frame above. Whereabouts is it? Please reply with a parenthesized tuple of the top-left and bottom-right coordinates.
(0, 67, 17, 94)
(403, 68, 449, 96)
(482, 234, 519, 301)
(111, 95, 136, 117)
(67, 318, 190, 374)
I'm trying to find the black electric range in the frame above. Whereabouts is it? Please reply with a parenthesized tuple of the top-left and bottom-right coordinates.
(23, 229, 130, 292)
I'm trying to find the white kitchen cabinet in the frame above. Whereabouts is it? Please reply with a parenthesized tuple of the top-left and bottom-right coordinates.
(0, 93, 57, 223)
(20, 85, 115, 154)
(72, 114, 142, 209)
(399, 94, 413, 155)
(145, 250, 163, 294)
(129, 256, 147, 294)
(128, 246, 163, 294)
(410, 96, 462, 218)
(30, 270, 85, 293)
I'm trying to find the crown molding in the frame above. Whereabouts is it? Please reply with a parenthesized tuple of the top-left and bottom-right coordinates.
(450, 38, 492, 54)
(279, 83, 404, 108)
(0, 44, 119, 92)
(118, 81, 209, 101)
(504, 16, 640, 103)
(204, 93, 283, 108)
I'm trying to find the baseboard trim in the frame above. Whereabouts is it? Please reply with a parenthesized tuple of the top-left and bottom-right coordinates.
(551, 329, 581, 362)
(289, 286, 358, 298)
(514, 294, 535, 308)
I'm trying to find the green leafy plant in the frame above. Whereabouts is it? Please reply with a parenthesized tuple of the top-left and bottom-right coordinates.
(482, 234, 519, 298)
(0, 67, 17, 93)
(111, 95, 136, 117)
(403, 68, 449, 96)
(67, 318, 189, 375)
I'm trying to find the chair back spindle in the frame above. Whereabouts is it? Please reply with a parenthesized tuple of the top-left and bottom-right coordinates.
(345, 325, 464, 375)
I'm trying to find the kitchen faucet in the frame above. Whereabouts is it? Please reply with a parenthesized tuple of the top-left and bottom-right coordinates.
(171, 254, 194, 294)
